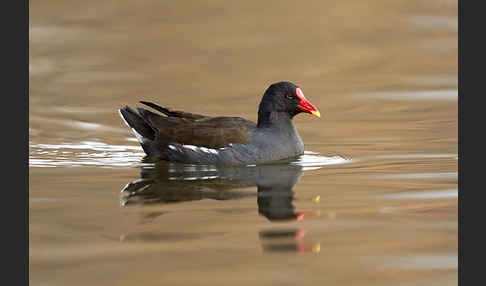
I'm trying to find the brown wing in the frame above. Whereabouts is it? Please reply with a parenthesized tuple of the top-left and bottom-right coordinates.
(173, 117, 256, 148)
(140, 101, 208, 121)
(136, 105, 256, 149)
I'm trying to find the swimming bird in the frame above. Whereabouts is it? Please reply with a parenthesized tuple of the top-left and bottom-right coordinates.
(119, 81, 320, 165)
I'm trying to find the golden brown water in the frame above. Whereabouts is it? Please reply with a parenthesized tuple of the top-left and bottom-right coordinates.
(29, 0, 457, 285)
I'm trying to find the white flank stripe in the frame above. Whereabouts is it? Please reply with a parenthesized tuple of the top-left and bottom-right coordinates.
(181, 144, 220, 154)
(182, 145, 199, 151)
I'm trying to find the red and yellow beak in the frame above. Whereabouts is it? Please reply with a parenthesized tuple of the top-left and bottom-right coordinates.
(296, 88, 321, 118)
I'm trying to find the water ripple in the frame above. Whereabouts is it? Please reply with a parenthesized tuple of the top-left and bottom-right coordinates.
(30, 141, 350, 170)
(374, 172, 457, 179)
(29, 141, 147, 168)
(360, 90, 457, 100)
(376, 189, 457, 200)
(290, 153, 351, 169)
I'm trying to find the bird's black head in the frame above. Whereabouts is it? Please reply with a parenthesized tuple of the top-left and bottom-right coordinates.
(257, 81, 320, 127)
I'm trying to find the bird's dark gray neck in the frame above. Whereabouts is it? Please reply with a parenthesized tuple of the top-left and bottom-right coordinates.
(255, 110, 303, 152)
(254, 107, 304, 160)
(257, 110, 295, 129)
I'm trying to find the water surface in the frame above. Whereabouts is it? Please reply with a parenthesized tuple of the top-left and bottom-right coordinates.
(30, 1, 457, 285)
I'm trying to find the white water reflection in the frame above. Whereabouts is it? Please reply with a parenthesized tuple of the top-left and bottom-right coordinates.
(290, 154, 351, 168)
(370, 153, 457, 159)
(30, 141, 146, 168)
(377, 189, 457, 200)
(408, 15, 457, 31)
(379, 254, 458, 270)
(360, 90, 457, 100)
(30, 116, 128, 134)
(30, 141, 350, 170)
(375, 172, 457, 179)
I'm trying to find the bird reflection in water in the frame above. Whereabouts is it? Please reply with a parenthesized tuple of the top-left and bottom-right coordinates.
(259, 229, 320, 254)
(121, 161, 320, 253)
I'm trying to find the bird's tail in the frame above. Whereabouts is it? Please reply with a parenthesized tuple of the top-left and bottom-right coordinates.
(118, 106, 155, 155)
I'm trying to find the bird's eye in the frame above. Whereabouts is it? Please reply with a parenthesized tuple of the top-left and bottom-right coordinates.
(286, 94, 293, 100)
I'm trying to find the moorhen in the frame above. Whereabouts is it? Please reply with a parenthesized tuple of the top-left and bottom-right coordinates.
(119, 81, 320, 165)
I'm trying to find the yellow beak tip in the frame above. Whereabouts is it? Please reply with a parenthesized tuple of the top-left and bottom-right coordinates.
(310, 110, 321, 118)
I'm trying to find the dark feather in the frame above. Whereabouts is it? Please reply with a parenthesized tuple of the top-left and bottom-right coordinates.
(119, 81, 313, 164)
(119, 106, 155, 140)
(120, 104, 256, 160)
(140, 101, 208, 121)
